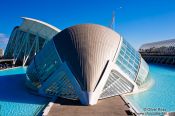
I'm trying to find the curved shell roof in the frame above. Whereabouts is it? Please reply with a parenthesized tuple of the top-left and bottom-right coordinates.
(140, 38, 175, 50)
(19, 17, 61, 40)
(53, 24, 121, 92)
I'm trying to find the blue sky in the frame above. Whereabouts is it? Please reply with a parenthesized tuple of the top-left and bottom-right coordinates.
(1, 0, 175, 50)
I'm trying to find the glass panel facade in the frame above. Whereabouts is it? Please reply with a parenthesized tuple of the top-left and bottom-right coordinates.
(26, 40, 62, 89)
(44, 71, 78, 99)
(100, 70, 133, 99)
(27, 40, 78, 100)
(33, 40, 62, 82)
(4, 27, 48, 65)
(116, 39, 141, 80)
(135, 58, 149, 86)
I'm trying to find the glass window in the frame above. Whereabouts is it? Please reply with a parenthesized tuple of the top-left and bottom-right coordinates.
(121, 46, 126, 52)
(118, 55, 123, 62)
(125, 54, 129, 61)
(116, 39, 141, 81)
(126, 50, 131, 56)
(134, 63, 138, 69)
(123, 59, 128, 66)
(127, 63, 133, 70)
(135, 59, 140, 65)
(116, 60, 121, 67)
(130, 55, 135, 61)
(120, 50, 125, 56)
(129, 59, 134, 64)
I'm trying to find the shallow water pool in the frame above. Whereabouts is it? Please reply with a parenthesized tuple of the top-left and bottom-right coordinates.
(125, 64, 175, 114)
(0, 67, 49, 116)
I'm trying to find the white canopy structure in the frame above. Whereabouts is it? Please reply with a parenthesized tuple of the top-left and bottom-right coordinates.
(4, 17, 61, 66)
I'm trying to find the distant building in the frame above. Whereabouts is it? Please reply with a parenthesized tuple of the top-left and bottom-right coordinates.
(26, 24, 149, 105)
(0, 48, 4, 58)
(139, 39, 175, 64)
(4, 17, 60, 66)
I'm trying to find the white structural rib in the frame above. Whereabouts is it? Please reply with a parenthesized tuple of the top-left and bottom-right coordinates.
(4, 17, 61, 66)
(20, 17, 61, 40)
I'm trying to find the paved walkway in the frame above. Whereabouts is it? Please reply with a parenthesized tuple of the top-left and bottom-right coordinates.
(48, 96, 131, 116)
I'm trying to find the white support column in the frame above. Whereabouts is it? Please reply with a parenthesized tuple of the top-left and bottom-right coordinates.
(112, 36, 123, 62)
(85, 61, 113, 105)
(42, 40, 48, 48)
(34, 34, 39, 55)
(23, 35, 39, 66)
(58, 61, 114, 105)
(14, 32, 29, 65)
(23, 35, 29, 65)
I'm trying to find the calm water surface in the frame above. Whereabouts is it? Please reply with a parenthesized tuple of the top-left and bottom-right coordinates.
(125, 64, 175, 114)
(0, 67, 49, 116)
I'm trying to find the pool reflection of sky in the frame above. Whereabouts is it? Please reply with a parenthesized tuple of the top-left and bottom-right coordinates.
(0, 67, 49, 116)
(125, 64, 175, 113)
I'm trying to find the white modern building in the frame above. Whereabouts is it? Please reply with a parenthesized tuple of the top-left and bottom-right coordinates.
(26, 24, 149, 105)
(139, 39, 175, 64)
(4, 17, 60, 66)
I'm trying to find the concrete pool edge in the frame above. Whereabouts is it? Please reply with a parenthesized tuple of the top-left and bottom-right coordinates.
(25, 88, 53, 116)
(121, 63, 175, 116)
(121, 76, 158, 115)
(121, 95, 174, 116)
(42, 97, 57, 116)
(0, 66, 27, 71)
(120, 95, 141, 115)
